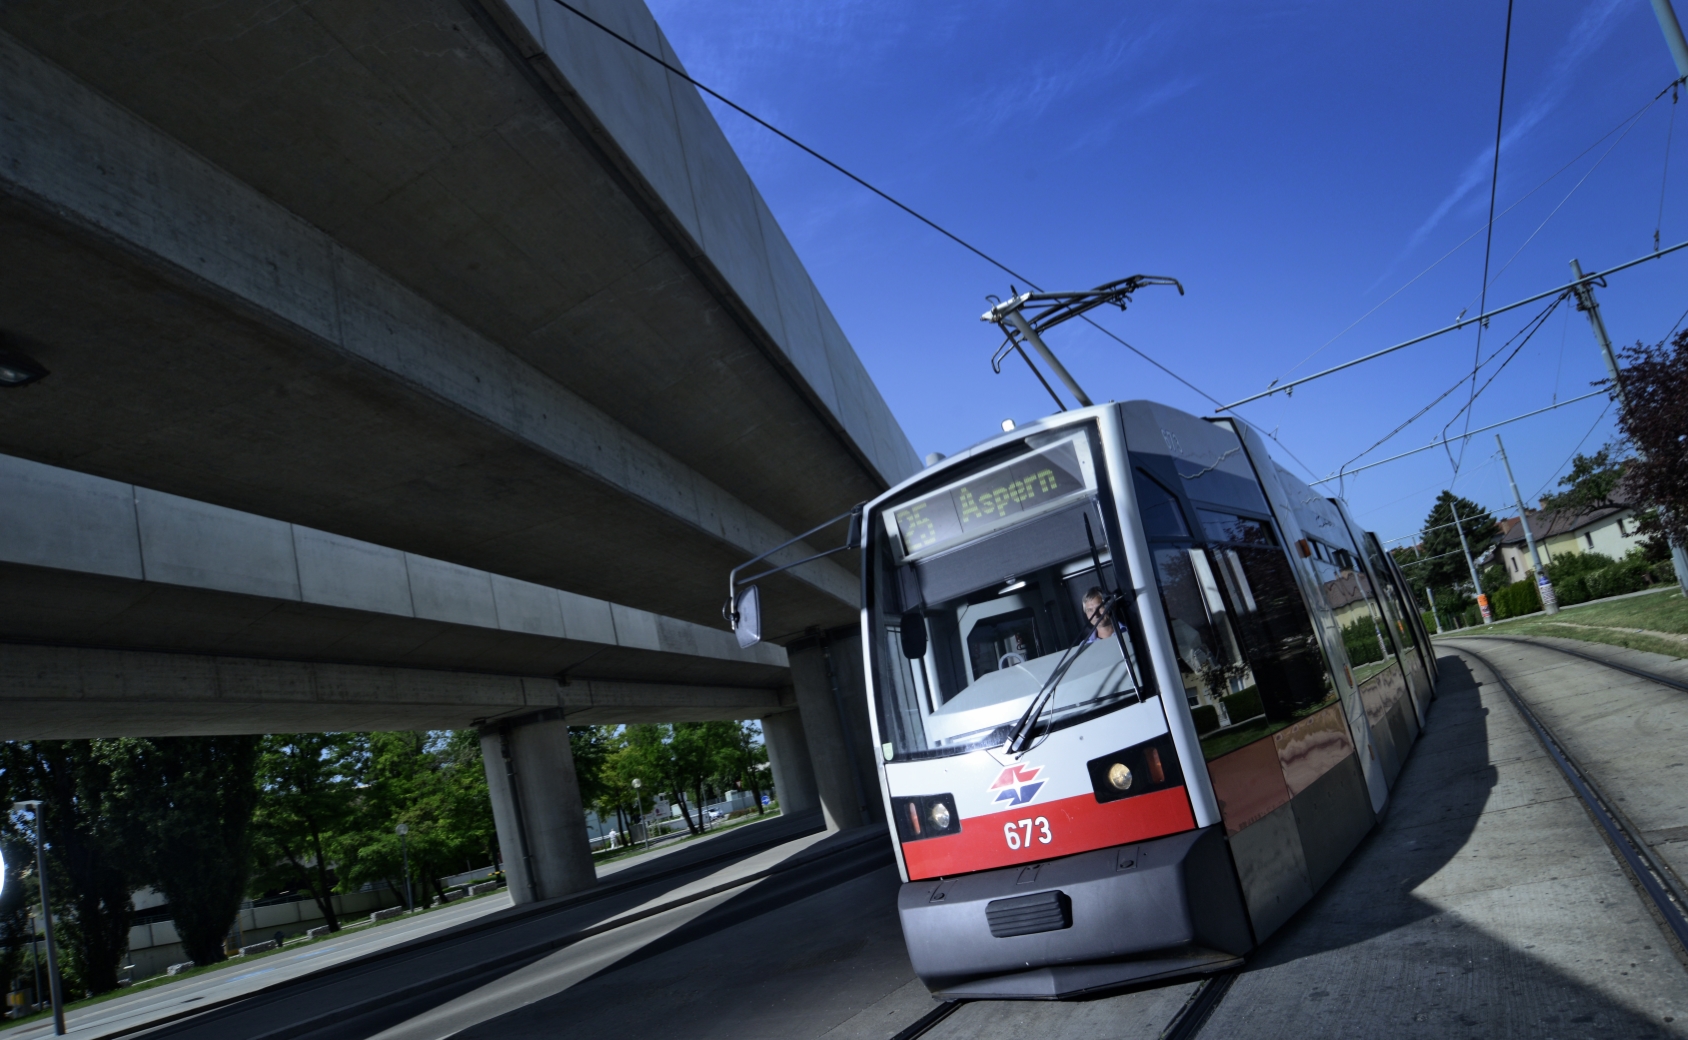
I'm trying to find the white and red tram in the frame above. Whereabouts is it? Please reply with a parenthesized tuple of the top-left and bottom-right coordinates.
(860, 400, 1436, 998)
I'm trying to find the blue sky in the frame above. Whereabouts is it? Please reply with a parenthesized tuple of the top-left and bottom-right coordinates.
(647, 0, 1686, 547)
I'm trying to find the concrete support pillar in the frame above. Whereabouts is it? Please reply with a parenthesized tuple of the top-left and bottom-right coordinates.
(479, 710, 596, 905)
(787, 627, 883, 831)
(760, 708, 819, 816)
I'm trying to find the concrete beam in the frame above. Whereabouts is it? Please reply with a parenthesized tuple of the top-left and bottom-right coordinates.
(0, 452, 787, 683)
(0, 643, 791, 739)
(0, 27, 858, 635)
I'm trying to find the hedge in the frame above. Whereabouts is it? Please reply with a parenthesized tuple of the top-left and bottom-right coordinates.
(1491, 579, 1541, 620)
(1341, 618, 1385, 666)
(1222, 686, 1264, 725)
(1191, 704, 1220, 735)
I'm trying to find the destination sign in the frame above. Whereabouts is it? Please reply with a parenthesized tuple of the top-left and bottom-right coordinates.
(890, 438, 1089, 559)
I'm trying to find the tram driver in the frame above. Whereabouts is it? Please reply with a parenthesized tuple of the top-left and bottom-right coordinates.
(1082, 587, 1117, 643)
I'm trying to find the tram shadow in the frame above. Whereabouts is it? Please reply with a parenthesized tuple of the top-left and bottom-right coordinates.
(443, 823, 913, 1040)
(1210, 649, 1686, 1038)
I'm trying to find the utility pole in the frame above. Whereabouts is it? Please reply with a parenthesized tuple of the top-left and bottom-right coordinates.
(1423, 586, 1444, 634)
(1569, 258, 1688, 596)
(14, 802, 64, 1036)
(1449, 498, 1493, 625)
(1495, 434, 1558, 614)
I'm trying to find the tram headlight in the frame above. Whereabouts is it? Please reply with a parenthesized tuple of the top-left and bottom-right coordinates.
(1087, 735, 1184, 804)
(891, 794, 959, 842)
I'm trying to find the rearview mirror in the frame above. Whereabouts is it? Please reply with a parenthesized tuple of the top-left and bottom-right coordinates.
(900, 611, 927, 659)
(734, 585, 762, 649)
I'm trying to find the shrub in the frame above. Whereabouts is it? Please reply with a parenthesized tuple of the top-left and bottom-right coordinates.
(1545, 551, 1616, 585)
(1650, 558, 1681, 585)
(1463, 604, 1482, 627)
(1420, 610, 1439, 633)
(1491, 579, 1542, 620)
(1584, 558, 1650, 600)
(1221, 686, 1264, 725)
(1191, 704, 1220, 735)
(1341, 618, 1385, 666)
(1555, 574, 1591, 606)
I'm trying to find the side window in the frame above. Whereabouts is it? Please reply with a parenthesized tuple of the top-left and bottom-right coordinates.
(1197, 511, 1336, 729)
(1143, 499, 1335, 759)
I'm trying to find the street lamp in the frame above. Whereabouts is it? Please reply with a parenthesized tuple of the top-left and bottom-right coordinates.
(631, 779, 648, 850)
(12, 801, 64, 1035)
(395, 824, 412, 913)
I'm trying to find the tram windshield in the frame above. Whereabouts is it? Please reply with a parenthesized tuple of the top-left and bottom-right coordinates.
(868, 428, 1150, 761)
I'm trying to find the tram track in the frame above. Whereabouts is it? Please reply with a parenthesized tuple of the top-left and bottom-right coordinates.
(1448, 641, 1688, 959)
(1459, 633, 1688, 693)
(80, 818, 888, 1040)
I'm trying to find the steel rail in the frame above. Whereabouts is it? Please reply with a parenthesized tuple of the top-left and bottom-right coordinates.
(886, 1000, 965, 1040)
(1159, 969, 1239, 1040)
(1217, 237, 1688, 411)
(1460, 633, 1688, 693)
(1447, 641, 1688, 955)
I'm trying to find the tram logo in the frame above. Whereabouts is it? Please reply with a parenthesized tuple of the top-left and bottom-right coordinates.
(990, 764, 1045, 807)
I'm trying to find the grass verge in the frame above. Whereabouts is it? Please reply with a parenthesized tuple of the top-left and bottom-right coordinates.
(1438, 587, 1688, 660)
(0, 887, 509, 1032)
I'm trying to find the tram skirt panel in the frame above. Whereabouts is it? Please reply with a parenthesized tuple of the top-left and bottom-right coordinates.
(897, 827, 1250, 999)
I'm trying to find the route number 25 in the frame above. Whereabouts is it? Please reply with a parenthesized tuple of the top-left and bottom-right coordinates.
(1003, 816, 1052, 850)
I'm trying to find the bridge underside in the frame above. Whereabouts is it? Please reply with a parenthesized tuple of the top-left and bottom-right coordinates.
(0, 643, 791, 739)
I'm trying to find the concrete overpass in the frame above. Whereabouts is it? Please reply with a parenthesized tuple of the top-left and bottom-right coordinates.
(0, 0, 911, 902)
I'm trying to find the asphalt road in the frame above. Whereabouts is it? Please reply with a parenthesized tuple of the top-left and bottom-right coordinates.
(25, 643, 1688, 1040)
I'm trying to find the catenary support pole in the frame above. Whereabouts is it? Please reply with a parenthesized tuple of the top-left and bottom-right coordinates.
(1495, 434, 1558, 614)
(1569, 259, 1688, 596)
(1652, 0, 1688, 80)
(1450, 499, 1493, 625)
(1424, 586, 1444, 634)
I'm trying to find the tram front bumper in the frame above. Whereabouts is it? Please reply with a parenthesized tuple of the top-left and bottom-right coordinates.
(897, 825, 1251, 999)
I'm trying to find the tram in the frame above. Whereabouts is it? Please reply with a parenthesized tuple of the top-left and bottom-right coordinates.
(853, 399, 1438, 998)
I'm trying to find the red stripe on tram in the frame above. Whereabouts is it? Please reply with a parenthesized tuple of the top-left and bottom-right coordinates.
(901, 786, 1197, 880)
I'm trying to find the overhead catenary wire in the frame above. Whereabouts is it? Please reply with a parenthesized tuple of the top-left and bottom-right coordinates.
(1334, 294, 1566, 483)
(1271, 86, 1672, 388)
(1435, 291, 1566, 473)
(1217, 236, 1688, 412)
(1659, 82, 1680, 253)
(1309, 389, 1606, 485)
(541, 0, 1242, 440)
(1456, 0, 1517, 475)
(1529, 400, 1615, 506)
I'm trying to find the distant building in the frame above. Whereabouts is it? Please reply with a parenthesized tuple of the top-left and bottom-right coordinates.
(1496, 505, 1647, 579)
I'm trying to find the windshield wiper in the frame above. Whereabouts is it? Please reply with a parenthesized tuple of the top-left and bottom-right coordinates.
(1002, 591, 1122, 755)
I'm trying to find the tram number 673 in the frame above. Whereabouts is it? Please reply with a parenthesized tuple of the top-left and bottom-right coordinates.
(1004, 817, 1053, 850)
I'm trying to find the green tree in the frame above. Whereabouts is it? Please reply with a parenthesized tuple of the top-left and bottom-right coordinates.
(250, 734, 362, 932)
(106, 736, 261, 966)
(712, 722, 769, 816)
(1540, 444, 1627, 512)
(1615, 332, 1688, 553)
(331, 731, 495, 906)
(0, 742, 132, 996)
(619, 725, 705, 836)
(671, 723, 737, 831)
